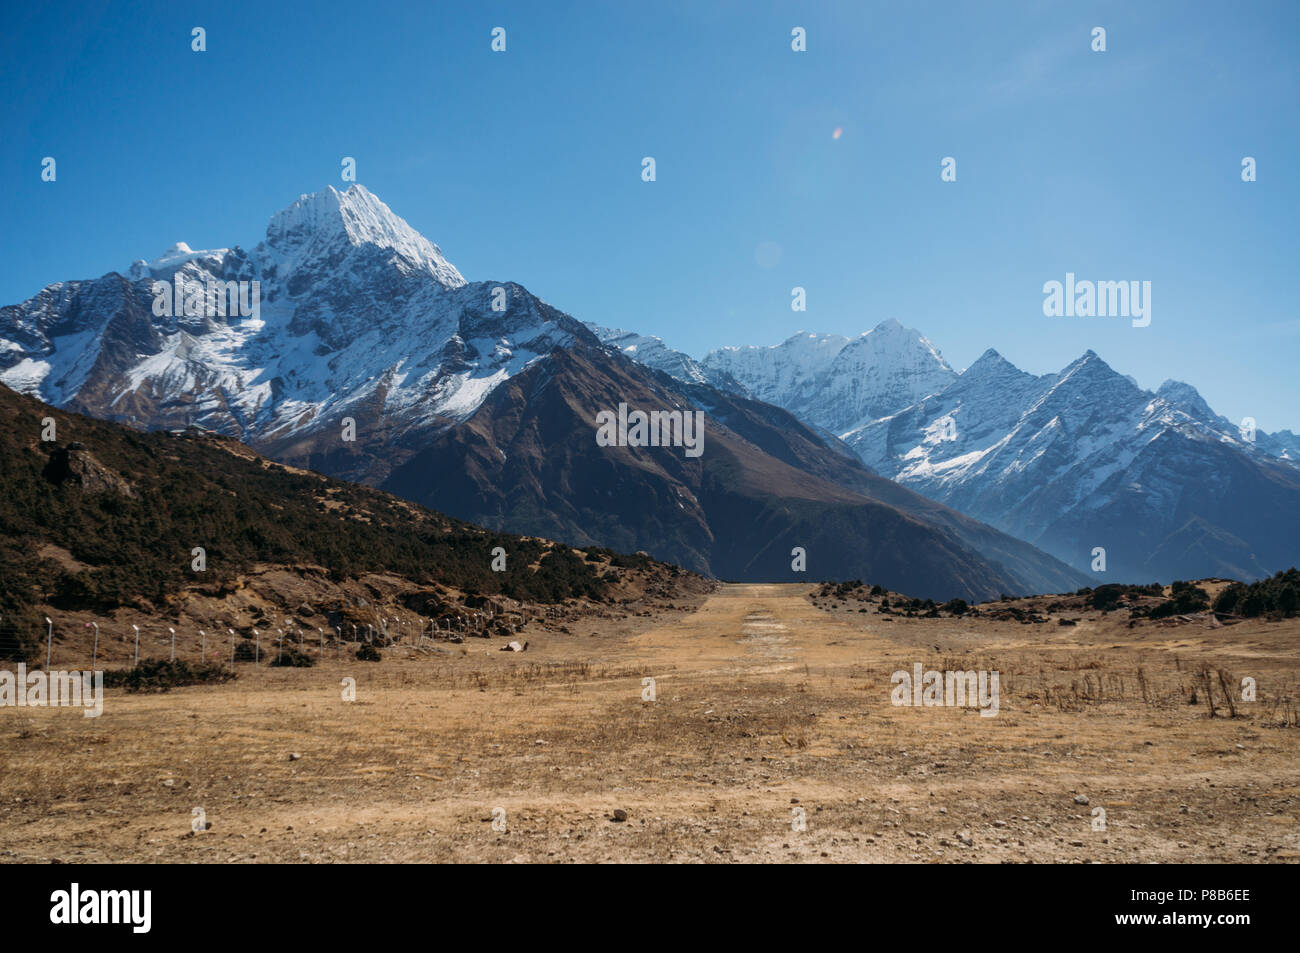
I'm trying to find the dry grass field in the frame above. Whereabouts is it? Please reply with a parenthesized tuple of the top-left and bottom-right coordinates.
(2, 583, 1297, 863)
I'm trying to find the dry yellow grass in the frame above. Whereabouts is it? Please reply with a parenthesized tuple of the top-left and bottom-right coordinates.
(1, 584, 1297, 863)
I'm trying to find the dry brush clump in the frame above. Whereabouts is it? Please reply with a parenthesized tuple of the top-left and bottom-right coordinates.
(929, 649, 1278, 718)
(101, 658, 237, 692)
(1258, 677, 1300, 728)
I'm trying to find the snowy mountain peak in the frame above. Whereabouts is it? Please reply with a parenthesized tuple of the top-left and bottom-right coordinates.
(960, 348, 1018, 379)
(262, 184, 466, 288)
(850, 319, 949, 361)
(694, 322, 957, 434)
(586, 322, 740, 389)
(1049, 350, 1145, 404)
(1156, 379, 1219, 421)
(136, 240, 231, 276)
(1061, 349, 1109, 376)
(772, 330, 852, 353)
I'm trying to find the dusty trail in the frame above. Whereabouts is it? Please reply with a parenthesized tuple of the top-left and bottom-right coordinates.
(626, 583, 869, 668)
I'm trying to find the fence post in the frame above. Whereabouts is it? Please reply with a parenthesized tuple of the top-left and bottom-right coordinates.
(200, 629, 206, 661)
(43, 617, 52, 671)
(228, 629, 236, 670)
(132, 624, 140, 667)
(169, 627, 176, 662)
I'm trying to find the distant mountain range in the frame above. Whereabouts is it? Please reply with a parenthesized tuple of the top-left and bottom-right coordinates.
(11, 184, 1296, 592)
(592, 321, 1300, 583)
(0, 185, 1088, 601)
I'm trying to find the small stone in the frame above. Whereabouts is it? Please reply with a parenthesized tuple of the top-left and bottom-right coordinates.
(1073, 794, 1089, 805)
(289, 752, 301, 761)
(611, 809, 628, 822)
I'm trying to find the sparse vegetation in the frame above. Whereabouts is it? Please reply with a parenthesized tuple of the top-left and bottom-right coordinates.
(101, 658, 237, 692)
(270, 647, 315, 668)
(1213, 569, 1300, 619)
(1145, 581, 1211, 619)
(0, 389, 675, 637)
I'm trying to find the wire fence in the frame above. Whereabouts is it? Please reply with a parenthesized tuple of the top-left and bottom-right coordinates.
(0, 611, 532, 671)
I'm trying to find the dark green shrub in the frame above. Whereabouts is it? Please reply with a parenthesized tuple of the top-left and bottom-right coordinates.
(102, 658, 236, 692)
(270, 646, 314, 667)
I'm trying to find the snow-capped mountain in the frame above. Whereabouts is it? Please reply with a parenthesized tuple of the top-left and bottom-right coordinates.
(701, 321, 958, 433)
(584, 323, 747, 393)
(7, 182, 1290, 590)
(1154, 379, 1300, 461)
(1, 185, 594, 460)
(0, 185, 1090, 600)
(843, 349, 1300, 581)
(599, 319, 1300, 583)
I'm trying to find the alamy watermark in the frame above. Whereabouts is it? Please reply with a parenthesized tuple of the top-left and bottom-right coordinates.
(595, 402, 704, 458)
(152, 275, 260, 320)
(49, 883, 150, 933)
(890, 662, 999, 717)
(1042, 273, 1150, 328)
(1, 664, 104, 717)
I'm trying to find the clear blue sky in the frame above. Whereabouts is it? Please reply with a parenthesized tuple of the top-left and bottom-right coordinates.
(2, 0, 1297, 430)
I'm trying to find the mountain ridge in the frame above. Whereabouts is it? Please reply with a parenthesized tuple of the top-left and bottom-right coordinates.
(602, 325, 1300, 583)
(0, 185, 1152, 596)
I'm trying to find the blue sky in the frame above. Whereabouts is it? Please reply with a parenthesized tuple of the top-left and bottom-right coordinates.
(2, 0, 1298, 430)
